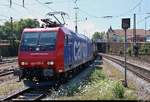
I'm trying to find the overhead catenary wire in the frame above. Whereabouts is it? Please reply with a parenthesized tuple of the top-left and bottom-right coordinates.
(116, 0, 144, 17)
(3, 0, 41, 21)
(35, 0, 55, 12)
(0, 0, 147, 29)
(12, 2, 23, 7)
(0, 14, 9, 19)
(137, 15, 150, 24)
(0, 0, 145, 21)
(77, 0, 144, 19)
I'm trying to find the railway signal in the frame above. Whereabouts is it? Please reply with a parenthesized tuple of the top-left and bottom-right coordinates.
(122, 18, 130, 87)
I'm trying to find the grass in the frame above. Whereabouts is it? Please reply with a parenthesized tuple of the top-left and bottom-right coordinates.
(67, 83, 80, 96)
(57, 64, 137, 100)
(102, 61, 137, 91)
(113, 81, 125, 98)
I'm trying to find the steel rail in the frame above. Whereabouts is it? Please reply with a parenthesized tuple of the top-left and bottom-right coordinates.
(1, 87, 31, 101)
(0, 60, 17, 64)
(100, 53, 150, 83)
(1, 87, 47, 101)
(0, 70, 14, 77)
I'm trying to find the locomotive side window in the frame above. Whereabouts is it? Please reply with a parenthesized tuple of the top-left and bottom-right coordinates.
(68, 35, 72, 44)
(65, 35, 69, 45)
(65, 35, 72, 45)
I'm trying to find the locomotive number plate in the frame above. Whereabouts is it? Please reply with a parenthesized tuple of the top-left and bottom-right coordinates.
(30, 62, 44, 65)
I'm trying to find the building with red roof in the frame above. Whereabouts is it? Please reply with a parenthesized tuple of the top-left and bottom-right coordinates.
(106, 26, 150, 42)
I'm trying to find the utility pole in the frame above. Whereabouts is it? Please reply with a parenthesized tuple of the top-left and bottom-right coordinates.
(10, 0, 25, 8)
(10, 17, 15, 56)
(133, 13, 136, 43)
(145, 17, 147, 42)
(74, 7, 79, 33)
(133, 13, 139, 57)
(10, 0, 12, 8)
(23, 0, 25, 7)
(73, 0, 78, 33)
(10, 17, 13, 41)
(124, 28, 127, 87)
(10, 17, 13, 34)
(144, 15, 150, 42)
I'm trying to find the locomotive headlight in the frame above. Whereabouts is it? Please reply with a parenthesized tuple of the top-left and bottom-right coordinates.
(47, 61, 54, 65)
(21, 62, 25, 65)
(21, 61, 28, 65)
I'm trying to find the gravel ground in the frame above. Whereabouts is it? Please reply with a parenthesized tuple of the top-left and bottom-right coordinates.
(0, 62, 18, 71)
(0, 61, 19, 85)
(104, 58, 150, 100)
(0, 74, 17, 84)
(0, 78, 25, 100)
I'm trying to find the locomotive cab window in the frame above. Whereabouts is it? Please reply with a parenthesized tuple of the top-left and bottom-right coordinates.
(22, 33, 39, 46)
(39, 32, 56, 46)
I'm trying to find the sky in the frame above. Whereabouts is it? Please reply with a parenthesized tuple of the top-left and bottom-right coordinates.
(0, 0, 150, 38)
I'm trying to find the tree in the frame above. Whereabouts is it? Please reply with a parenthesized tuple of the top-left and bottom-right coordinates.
(0, 18, 40, 40)
(92, 32, 105, 41)
(0, 18, 40, 57)
(13, 18, 40, 40)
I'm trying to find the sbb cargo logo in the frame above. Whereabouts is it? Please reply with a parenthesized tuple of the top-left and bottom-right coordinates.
(74, 41, 87, 61)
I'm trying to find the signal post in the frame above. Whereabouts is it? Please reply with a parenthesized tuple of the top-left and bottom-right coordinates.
(122, 18, 130, 87)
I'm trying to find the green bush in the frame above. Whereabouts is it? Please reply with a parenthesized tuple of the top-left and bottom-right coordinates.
(89, 69, 106, 82)
(109, 49, 112, 54)
(127, 47, 132, 56)
(143, 46, 148, 54)
(139, 44, 149, 55)
(113, 82, 125, 98)
(67, 84, 80, 96)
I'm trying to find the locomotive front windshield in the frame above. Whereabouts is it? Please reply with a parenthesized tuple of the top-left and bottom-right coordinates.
(22, 33, 39, 46)
(20, 32, 57, 51)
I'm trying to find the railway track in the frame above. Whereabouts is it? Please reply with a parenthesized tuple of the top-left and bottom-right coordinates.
(99, 53, 150, 83)
(1, 87, 50, 101)
(0, 57, 17, 64)
(0, 60, 95, 101)
(0, 68, 15, 77)
(0, 70, 14, 77)
(0, 58, 17, 77)
(1, 87, 46, 101)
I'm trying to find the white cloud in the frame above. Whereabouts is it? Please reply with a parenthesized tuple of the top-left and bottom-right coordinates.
(65, 20, 100, 39)
(22, 16, 35, 19)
